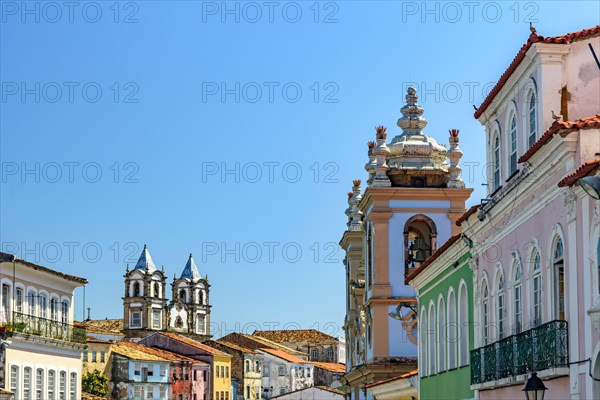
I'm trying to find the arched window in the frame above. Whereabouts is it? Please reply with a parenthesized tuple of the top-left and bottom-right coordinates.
(27, 290, 36, 316)
(509, 114, 517, 175)
(154, 282, 160, 298)
(179, 289, 187, 303)
(482, 282, 489, 345)
(528, 92, 537, 148)
(420, 307, 427, 376)
(245, 360, 250, 372)
(61, 300, 69, 324)
(133, 282, 140, 297)
(404, 215, 437, 273)
(458, 283, 468, 366)
(497, 273, 505, 339)
(447, 290, 457, 369)
(196, 314, 205, 334)
(493, 133, 501, 190)
(198, 290, 204, 305)
(532, 251, 542, 327)
(50, 297, 58, 321)
(513, 260, 522, 334)
(9, 365, 19, 398)
(553, 238, 565, 320)
(39, 294, 47, 319)
(437, 297, 446, 372)
(428, 303, 436, 375)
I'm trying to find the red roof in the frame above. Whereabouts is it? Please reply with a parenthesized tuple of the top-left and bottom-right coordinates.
(258, 348, 307, 364)
(475, 26, 600, 119)
(406, 234, 461, 283)
(456, 204, 479, 227)
(157, 332, 229, 356)
(558, 159, 600, 187)
(519, 114, 600, 163)
(365, 369, 418, 388)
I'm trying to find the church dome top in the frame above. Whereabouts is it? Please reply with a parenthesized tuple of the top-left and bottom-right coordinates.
(387, 87, 448, 172)
(133, 244, 157, 272)
(180, 253, 201, 280)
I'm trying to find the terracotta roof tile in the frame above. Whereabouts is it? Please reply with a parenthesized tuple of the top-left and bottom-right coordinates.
(80, 319, 124, 334)
(475, 26, 600, 119)
(519, 114, 600, 163)
(312, 362, 346, 373)
(112, 340, 204, 363)
(209, 340, 255, 354)
(314, 386, 345, 395)
(157, 332, 229, 356)
(365, 369, 418, 388)
(253, 329, 337, 343)
(111, 341, 172, 362)
(406, 234, 462, 283)
(0, 252, 88, 284)
(231, 334, 307, 356)
(85, 336, 112, 344)
(558, 159, 600, 187)
(258, 348, 308, 364)
(456, 204, 479, 227)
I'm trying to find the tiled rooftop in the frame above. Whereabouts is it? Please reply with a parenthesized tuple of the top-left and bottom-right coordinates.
(312, 362, 346, 373)
(558, 159, 600, 188)
(79, 319, 124, 334)
(157, 332, 230, 356)
(258, 347, 308, 364)
(253, 329, 337, 343)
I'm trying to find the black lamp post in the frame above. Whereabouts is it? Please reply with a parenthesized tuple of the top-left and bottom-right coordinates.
(522, 372, 547, 400)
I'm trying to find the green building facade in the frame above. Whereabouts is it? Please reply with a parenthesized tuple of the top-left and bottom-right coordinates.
(407, 235, 474, 400)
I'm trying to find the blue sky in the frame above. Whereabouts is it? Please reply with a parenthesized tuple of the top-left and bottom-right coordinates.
(1, 1, 598, 338)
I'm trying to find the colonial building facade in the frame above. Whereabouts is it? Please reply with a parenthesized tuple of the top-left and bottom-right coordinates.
(123, 246, 211, 340)
(407, 235, 474, 399)
(461, 25, 600, 399)
(339, 87, 472, 399)
(0, 252, 87, 400)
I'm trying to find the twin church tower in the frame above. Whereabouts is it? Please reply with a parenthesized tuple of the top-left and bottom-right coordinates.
(122, 245, 211, 340)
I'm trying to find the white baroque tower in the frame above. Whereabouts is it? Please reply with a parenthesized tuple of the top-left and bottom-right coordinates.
(123, 247, 211, 340)
(123, 245, 168, 336)
(168, 254, 211, 340)
(340, 87, 472, 399)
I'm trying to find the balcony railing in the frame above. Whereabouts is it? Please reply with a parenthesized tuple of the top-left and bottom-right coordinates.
(0, 311, 86, 343)
(471, 320, 568, 385)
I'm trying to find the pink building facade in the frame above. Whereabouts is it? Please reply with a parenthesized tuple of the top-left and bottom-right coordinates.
(461, 25, 600, 399)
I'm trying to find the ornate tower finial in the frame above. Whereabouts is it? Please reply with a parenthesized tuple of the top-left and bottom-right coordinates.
(530, 22, 536, 34)
(126, 263, 129, 273)
(372, 126, 391, 187)
(349, 180, 364, 231)
(395, 86, 427, 138)
(447, 129, 465, 188)
(365, 141, 378, 185)
(345, 192, 353, 229)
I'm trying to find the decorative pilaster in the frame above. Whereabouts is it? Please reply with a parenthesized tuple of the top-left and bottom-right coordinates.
(447, 129, 465, 188)
(372, 126, 391, 187)
(350, 180, 364, 231)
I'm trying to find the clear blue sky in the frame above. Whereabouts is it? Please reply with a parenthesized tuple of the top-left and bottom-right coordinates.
(1, 1, 598, 339)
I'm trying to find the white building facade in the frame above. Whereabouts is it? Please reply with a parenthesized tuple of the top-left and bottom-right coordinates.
(0, 252, 87, 399)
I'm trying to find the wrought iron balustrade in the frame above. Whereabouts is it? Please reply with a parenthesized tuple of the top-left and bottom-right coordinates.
(0, 311, 86, 343)
(470, 320, 568, 385)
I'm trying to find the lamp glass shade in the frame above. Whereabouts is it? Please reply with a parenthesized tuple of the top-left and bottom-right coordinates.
(523, 373, 547, 400)
(579, 176, 600, 200)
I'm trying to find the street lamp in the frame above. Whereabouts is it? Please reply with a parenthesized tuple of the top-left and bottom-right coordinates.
(578, 176, 600, 199)
(522, 372, 547, 400)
